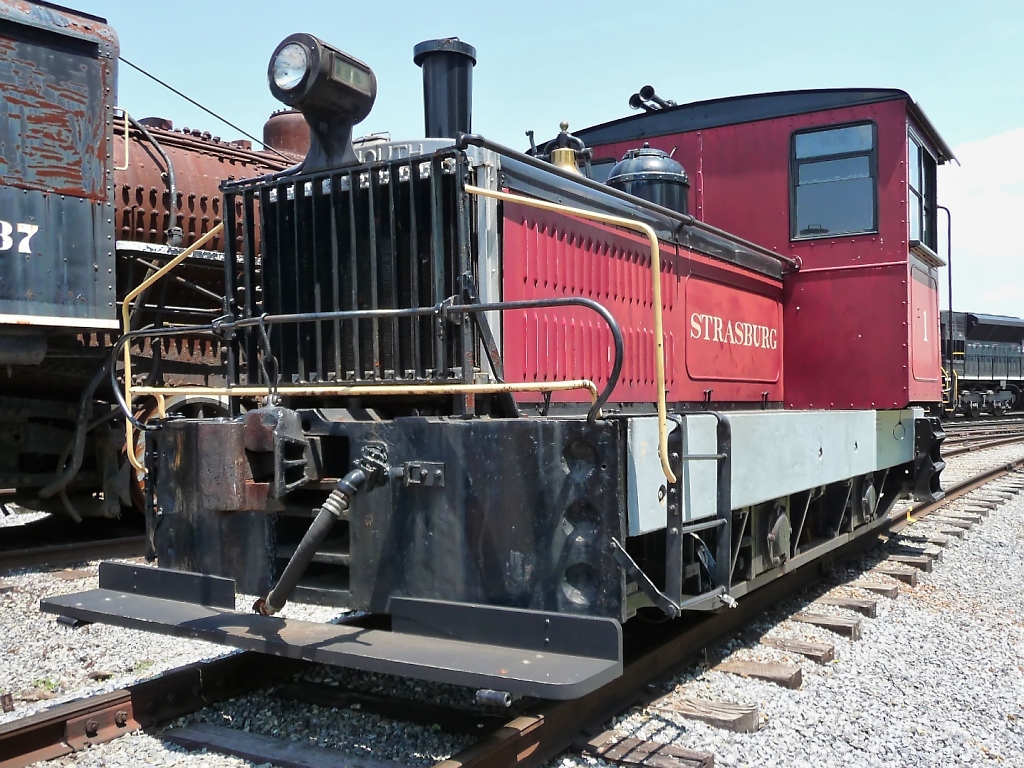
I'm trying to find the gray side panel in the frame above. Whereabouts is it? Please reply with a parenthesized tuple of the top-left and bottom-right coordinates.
(728, 410, 916, 508)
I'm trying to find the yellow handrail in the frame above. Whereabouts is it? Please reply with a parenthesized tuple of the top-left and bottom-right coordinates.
(122, 223, 225, 471)
(464, 184, 676, 484)
(119, 217, 601, 472)
(121, 187, 675, 486)
(131, 381, 599, 400)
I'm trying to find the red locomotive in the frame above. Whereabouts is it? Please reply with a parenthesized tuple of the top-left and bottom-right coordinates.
(45, 27, 948, 700)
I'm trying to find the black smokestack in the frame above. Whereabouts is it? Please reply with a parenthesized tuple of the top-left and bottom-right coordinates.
(413, 38, 476, 139)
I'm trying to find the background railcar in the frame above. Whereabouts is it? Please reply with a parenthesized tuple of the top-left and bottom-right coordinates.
(941, 310, 1024, 415)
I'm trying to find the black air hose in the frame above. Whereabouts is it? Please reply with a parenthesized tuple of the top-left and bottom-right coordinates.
(254, 444, 388, 616)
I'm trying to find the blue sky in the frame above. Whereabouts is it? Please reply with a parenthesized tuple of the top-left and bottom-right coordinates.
(82, 0, 1024, 315)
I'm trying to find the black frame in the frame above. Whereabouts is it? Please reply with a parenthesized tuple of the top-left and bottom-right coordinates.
(907, 127, 938, 251)
(789, 120, 878, 241)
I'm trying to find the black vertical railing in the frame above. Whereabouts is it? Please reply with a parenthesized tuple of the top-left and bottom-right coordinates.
(223, 150, 476, 387)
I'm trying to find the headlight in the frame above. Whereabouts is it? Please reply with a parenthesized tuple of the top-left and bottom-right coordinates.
(268, 33, 376, 120)
(267, 33, 378, 171)
(272, 43, 309, 91)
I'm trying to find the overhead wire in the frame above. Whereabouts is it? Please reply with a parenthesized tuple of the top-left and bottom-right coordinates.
(119, 56, 290, 161)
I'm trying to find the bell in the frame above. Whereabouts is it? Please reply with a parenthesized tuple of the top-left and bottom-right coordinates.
(550, 121, 582, 175)
(551, 146, 582, 175)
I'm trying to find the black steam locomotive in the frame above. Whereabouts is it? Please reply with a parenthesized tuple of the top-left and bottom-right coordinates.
(0, 2, 291, 522)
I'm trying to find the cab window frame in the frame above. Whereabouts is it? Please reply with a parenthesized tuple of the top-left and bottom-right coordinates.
(789, 120, 878, 241)
(907, 127, 938, 251)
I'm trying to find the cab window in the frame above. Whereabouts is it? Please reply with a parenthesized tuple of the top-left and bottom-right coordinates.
(791, 123, 877, 239)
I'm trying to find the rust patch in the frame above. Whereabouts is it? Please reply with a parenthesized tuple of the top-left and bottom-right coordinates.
(0, 5, 114, 199)
(65, 701, 139, 751)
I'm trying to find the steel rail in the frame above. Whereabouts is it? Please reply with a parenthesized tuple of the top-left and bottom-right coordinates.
(942, 434, 1024, 457)
(0, 536, 146, 573)
(0, 654, 303, 768)
(888, 457, 1024, 533)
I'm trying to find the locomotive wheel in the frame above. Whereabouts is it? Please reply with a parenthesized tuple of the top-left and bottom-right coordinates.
(128, 395, 231, 511)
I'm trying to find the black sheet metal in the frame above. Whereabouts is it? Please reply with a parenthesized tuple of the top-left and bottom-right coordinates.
(42, 575, 623, 699)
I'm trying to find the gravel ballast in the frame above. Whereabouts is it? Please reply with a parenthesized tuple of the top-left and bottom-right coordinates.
(5, 442, 1023, 767)
(563, 451, 1024, 767)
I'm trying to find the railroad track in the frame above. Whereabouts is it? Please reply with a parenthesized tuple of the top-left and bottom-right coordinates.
(0, 515, 146, 573)
(0, 537, 147, 573)
(440, 457, 1024, 768)
(942, 432, 1024, 457)
(2, 458, 1023, 768)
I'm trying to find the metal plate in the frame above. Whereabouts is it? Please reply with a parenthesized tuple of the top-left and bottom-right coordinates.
(99, 561, 235, 609)
(42, 589, 622, 700)
(727, 409, 917, 508)
(0, 185, 113, 324)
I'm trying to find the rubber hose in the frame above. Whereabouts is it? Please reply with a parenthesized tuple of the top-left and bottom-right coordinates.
(259, 481, 355, 616)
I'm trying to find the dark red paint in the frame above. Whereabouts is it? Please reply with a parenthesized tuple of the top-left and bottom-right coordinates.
(589, 96, 943, 409)
(502, 202, 784, 405)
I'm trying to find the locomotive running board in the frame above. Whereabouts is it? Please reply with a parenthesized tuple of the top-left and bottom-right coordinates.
(41, 562, 623, 700)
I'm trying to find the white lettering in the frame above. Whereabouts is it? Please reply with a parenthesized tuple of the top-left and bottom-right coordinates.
(688, 312, 780, 350)
(0, 220, 40, 253)
(16, 223, 39, 254)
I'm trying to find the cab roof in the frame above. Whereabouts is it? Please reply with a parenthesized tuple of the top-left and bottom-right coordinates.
(574, 88, 955, 164)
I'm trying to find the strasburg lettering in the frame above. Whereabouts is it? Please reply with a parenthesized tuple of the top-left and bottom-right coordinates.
(689, 312, 778, 350)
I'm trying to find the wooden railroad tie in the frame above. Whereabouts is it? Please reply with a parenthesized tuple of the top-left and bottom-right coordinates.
(890, 545, 943, 563)
(896, 533, 951, 547)
(942, 510, 984, 522)
(814, 595, 878, 618)
(961, 503, 994, 514)
(760, 635, 835, 664)
(846, 580, 900, 598)
(652, 697, 760, 733)
(938, 527, 966, 539)
(791, 612, 863, 640)
(51, 568, 95, 581)
(871, 565, 919, 586)
(886, 554, 933, 572)
(714, 659, 802, 689)
(577, 731, 714, 767)
(930, 517, 973, 530)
